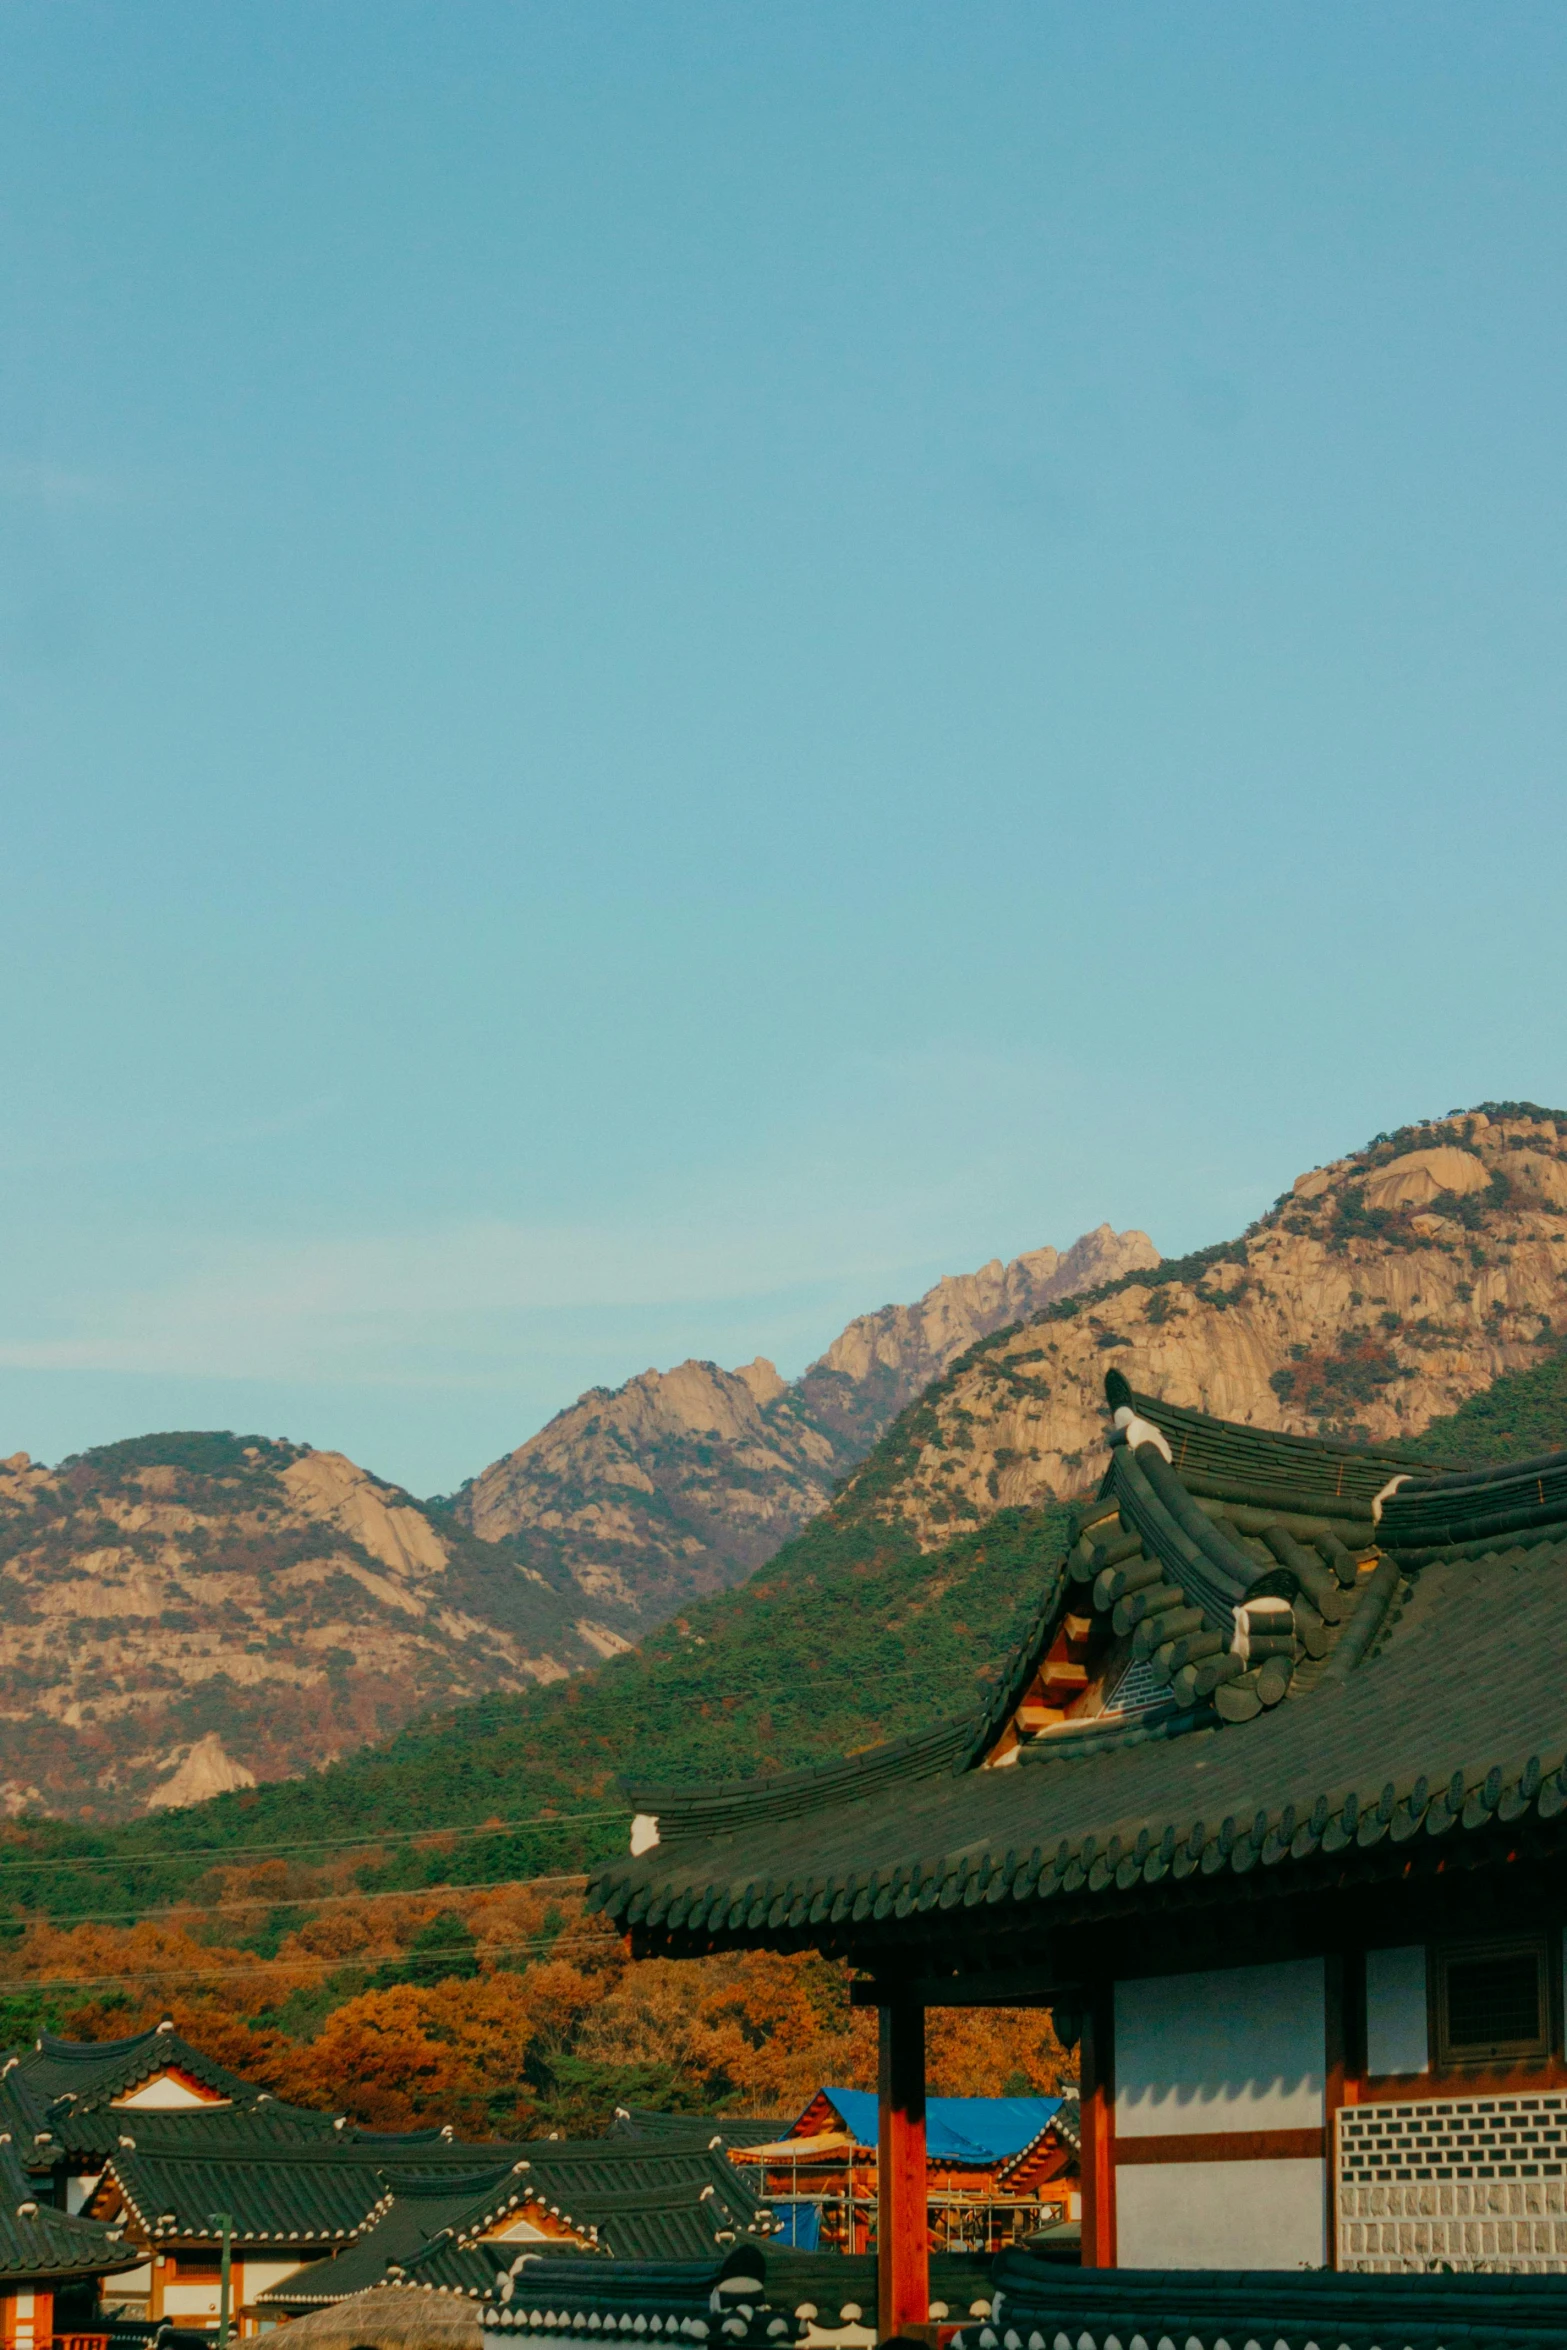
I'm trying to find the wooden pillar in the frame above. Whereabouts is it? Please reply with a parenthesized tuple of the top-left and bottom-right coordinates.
(1324, 1949, 1363, 2272)
(877, 1998, 928, 2339)
(1079, 1987, 1115, 2269)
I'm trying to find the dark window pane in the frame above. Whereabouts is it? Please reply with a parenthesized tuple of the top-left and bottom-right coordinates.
(1446, 1953, 1541, 2048)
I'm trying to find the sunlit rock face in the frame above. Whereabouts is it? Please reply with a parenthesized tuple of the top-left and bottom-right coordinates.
(456, 1224, 1160, 1614)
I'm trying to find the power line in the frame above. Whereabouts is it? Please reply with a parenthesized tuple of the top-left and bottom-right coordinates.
(12, 1874, 591, 1929)
(0, 1931, 627, 1997)
(0, 1813, 627, 1881)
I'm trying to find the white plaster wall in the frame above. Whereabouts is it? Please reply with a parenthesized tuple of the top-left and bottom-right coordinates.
(101, 2264, 151, 2302)
(163, 2284, 223, 2320)
(1366, 1945, 1429, 2076)
(1115, 1959, 1325, 2136)
(1116, 2156, 1326, 2269)
(237, 2261, 310, 2302)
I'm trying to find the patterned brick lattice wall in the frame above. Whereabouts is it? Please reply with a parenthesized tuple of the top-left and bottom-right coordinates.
(1338, 2092, 1567, 2270)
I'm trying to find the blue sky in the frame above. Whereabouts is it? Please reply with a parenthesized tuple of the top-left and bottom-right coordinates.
(3, 5, 1565, 1495)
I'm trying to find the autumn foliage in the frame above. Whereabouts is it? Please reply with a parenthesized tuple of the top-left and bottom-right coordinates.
(0, 1874, 1067, 2138)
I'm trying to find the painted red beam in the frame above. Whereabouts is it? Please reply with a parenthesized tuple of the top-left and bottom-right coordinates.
(877, 1997, 929, 2338)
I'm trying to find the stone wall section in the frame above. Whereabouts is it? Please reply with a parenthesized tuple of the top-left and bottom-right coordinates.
(1338, 2092, 1567, 2270)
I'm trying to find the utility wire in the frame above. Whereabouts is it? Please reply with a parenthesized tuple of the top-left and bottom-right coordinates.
(12, 1874, 592, 1929)
(0, 1931, 628, 1996)
(0, 1813, 627, 1880)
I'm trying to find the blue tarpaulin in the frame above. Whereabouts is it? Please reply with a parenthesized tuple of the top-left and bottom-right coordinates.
(772, 2202, 824, 2248)
(810, 2088, 1061, 2164)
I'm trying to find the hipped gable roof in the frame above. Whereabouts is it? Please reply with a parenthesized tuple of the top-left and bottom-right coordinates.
(258, 2167, 535, 2305)
(590, 1371, 1567, 1966)
(10, 2024, 256, 2110)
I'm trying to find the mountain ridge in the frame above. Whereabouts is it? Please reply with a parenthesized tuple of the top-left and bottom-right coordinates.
(9, 1101, 1565, 1913)
(455, 1223, 1159, 1617)
(0, 1223, 1154, 1819)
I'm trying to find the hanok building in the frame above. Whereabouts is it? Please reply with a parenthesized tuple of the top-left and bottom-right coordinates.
(88, 2125, 772, 2333)
(259, 2133, 776, 2323)
(0, 2022, 298, 2215)
(0, 2139, 141, 2350)
(734, 2089, 1074, 2253)
(591, 1368, 1567, 2331)
(0, 2024, 772, 2337)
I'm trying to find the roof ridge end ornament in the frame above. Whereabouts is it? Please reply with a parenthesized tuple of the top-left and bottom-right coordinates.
(1105, 1366, 1174, 1464)
(1111, 1404, 1172, 1462)
(1371, 1473, 1413, 1523)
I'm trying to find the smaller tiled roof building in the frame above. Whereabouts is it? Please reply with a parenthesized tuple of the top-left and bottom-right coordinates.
(737, 2089, 1074, 2254)
(0, 2137, 142, 2350)
(0, 2020, 779, 2339)
(258, 2133, 776, 2320)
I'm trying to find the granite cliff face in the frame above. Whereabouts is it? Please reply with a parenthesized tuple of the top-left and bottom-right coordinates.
(0, 1433, 610, 1820)
(457, 1225, 1159, 1617)
(794, 1224, 1160, 1453)
(839, 1109, 1567, 1551)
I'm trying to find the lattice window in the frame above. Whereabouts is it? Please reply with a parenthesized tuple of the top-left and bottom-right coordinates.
(1338, 2091, 1567, 2271)
(1435, 1938, 1550, 2065)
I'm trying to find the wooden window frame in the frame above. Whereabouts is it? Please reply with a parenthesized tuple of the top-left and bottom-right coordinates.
(1431, 1933, 1552, 2069)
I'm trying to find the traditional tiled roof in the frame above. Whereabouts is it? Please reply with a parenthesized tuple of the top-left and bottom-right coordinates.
(7, 2024, 262, 2111)
(501, 2141, 769, 2253)
(590, 1371, 1567, 1970)
(500, 2179, 757, 2267)
(98, 2143, 403, 2247)
(610, 2113, 785, 2153)
(0, 2139, 143, 2284)
(51, 2095, 345, 2163)
(955, 2244, 1567, 2350)
(480, 2244, 799, 2350)
(0, 2061, 72, 2177)
(760, 2250, 993, 2330)
(94, 2122, 652, 2252)
(0, 2027, 347, 2177)
(258, 2136, 773, 2304)
(1040, 2090, 1079, 2160)
(258, 2169, 530, 2306)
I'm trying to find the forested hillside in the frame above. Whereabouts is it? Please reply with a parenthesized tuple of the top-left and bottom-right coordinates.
(6, 1316, 1567, 1941)
(0, 1432, 607, 1818)
(6, 1103, 1567, 1940)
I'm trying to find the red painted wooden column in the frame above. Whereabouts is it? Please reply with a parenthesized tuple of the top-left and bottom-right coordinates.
(877, 1997, 929, 2340)
(1079, 1987, 1116, 2268)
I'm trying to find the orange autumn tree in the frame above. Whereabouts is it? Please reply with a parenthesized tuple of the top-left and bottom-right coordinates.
(0, 1889, 1067, 2137)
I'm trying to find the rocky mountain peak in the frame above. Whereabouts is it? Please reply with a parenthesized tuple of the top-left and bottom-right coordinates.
(839, 1104, 1567, 1551)
(456, 1223, 1161, 1622)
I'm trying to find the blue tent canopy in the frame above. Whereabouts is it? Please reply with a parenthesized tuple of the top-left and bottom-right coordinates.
(809, 2088, 1061, 2165)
